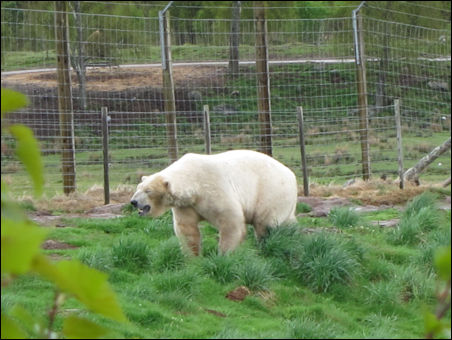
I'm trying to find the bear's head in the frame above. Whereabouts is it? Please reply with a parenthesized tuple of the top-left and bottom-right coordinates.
(130, 174, 172, 217)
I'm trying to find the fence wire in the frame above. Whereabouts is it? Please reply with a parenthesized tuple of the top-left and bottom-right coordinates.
(1, 1, 450, 197)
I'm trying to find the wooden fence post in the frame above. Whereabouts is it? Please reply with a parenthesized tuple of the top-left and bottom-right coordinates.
(394, 99, 404, 189)
(353, 5, 371, 180)
(101, 107, 110, 204)
(55, 1, 76, 194)
(297, 107, 309, 196)
(254, 1, 272, 156)
(159, 3, 178, 163)
(203, 105, 211, 155)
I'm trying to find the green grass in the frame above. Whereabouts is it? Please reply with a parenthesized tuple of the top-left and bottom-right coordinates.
(4, 193, 450, 338)
(328, 207, 361, 228)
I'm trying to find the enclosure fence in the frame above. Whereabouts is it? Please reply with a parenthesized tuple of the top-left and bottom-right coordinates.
(1, 1, 450, 198)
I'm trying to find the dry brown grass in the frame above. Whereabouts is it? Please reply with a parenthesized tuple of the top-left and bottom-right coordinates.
(305, 178, 437, 206)
(33, 184, 135, 213)
(21, 179, 447, 214)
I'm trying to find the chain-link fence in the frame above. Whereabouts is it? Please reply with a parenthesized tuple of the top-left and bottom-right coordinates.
(1, 1, 450, 198)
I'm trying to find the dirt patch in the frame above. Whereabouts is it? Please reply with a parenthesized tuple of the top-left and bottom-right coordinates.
(226, 286, 251, 302)
(204, 309, 227, 318)
(2, 65, 226, 92)
(42, 240, 78, 250)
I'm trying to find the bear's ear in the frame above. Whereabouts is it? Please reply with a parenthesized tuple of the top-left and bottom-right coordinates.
(141, 175, 149, 182)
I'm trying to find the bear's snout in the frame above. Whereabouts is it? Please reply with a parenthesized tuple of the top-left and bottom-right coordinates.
(130, 200, 138, 207)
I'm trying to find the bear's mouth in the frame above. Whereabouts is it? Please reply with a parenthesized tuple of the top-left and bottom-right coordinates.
(138, 205, 150, 216)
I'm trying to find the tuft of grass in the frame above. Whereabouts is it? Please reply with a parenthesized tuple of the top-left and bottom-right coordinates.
(390, 192, 441, 245)
(202, 253, 239, 284)
(111, 234, 151, 272)
(291, 233, 360, 293)
(151, 268, 200, 297)
(235, 256, 276, 291)
(364, 280, 402, 315)
(258, 225, 302, 259)
(328, 207, 360, 228)
(77, 246, 112, 272)
(296, 202, 312, 214)
(403, 191, 437, 218)
(151, 237, 185, 272)
(286, 317, 334, 339)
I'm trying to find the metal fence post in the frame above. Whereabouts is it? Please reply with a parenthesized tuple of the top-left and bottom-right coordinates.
(101, 107, 110, 204)
(394, 99, 404, 189)
(353, 2, 371, 181)
(203, 105, 212, 154)
(297, 107, 309, 196)
(159, 1, 177, 163)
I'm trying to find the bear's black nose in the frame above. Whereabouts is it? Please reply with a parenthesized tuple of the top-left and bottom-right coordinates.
(131, 200, 138, 207)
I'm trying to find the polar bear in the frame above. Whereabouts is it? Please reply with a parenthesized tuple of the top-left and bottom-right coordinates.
(130, 150, 297, 255)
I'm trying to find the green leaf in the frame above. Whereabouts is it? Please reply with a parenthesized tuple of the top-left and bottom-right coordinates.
(434, 246, 451, 281)
(1, 218, 48, 275)
(424, 310, 448, 338)
(1, 88, 29, 116)
(1, 314, 28, 339)
(8, 124, 44, 197)
(32, 255, 127, 323)
(9, 305, 42, 336)
(63, 315, 108, 339)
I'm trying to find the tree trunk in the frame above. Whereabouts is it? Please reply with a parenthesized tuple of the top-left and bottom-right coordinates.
(403, 138, 451, 182)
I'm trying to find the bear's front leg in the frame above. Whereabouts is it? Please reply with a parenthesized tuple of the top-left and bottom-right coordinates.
(172, 207, 202, 256)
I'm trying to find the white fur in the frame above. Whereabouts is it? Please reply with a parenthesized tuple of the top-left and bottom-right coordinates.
(131, 150, 298, 255)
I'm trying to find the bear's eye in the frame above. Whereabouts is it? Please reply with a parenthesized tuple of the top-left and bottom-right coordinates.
(144, 190, 151, 194)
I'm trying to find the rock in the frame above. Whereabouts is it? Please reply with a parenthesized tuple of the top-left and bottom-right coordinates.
(212, 104, 239, 115)
(427, 81, 449, 91)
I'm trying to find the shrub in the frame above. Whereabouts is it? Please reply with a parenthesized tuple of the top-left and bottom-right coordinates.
(291, 233, 360, 293)
(111, 234, 151, 272)
(328, 207, 360, 228)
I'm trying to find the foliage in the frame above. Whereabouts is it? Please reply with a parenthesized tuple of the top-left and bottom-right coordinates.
(291, 233, 360, 293)
(328, 207, 361, 228)
(390, 192, 441, 245)
(1, 88, 127, 339)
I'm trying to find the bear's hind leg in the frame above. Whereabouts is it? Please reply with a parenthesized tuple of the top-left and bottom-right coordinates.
(172, 207, 202, 256)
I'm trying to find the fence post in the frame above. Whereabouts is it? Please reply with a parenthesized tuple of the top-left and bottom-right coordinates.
(394, 99, 404, 189)
(159, 2, 178, 163)
(297, 107, 309, 196)
(254, 1, 272, 156)
(352, 3, 371, 180)
(229, 1, 241, 77)
(101, 107, 110, 204)
(203, 105, 211, 155)
(55, 1, 76, 194)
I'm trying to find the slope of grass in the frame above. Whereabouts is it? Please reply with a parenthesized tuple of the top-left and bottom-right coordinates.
(3, 195, 451, 338)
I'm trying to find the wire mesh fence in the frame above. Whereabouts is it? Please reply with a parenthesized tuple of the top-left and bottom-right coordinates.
(1, 1, 450, 198)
